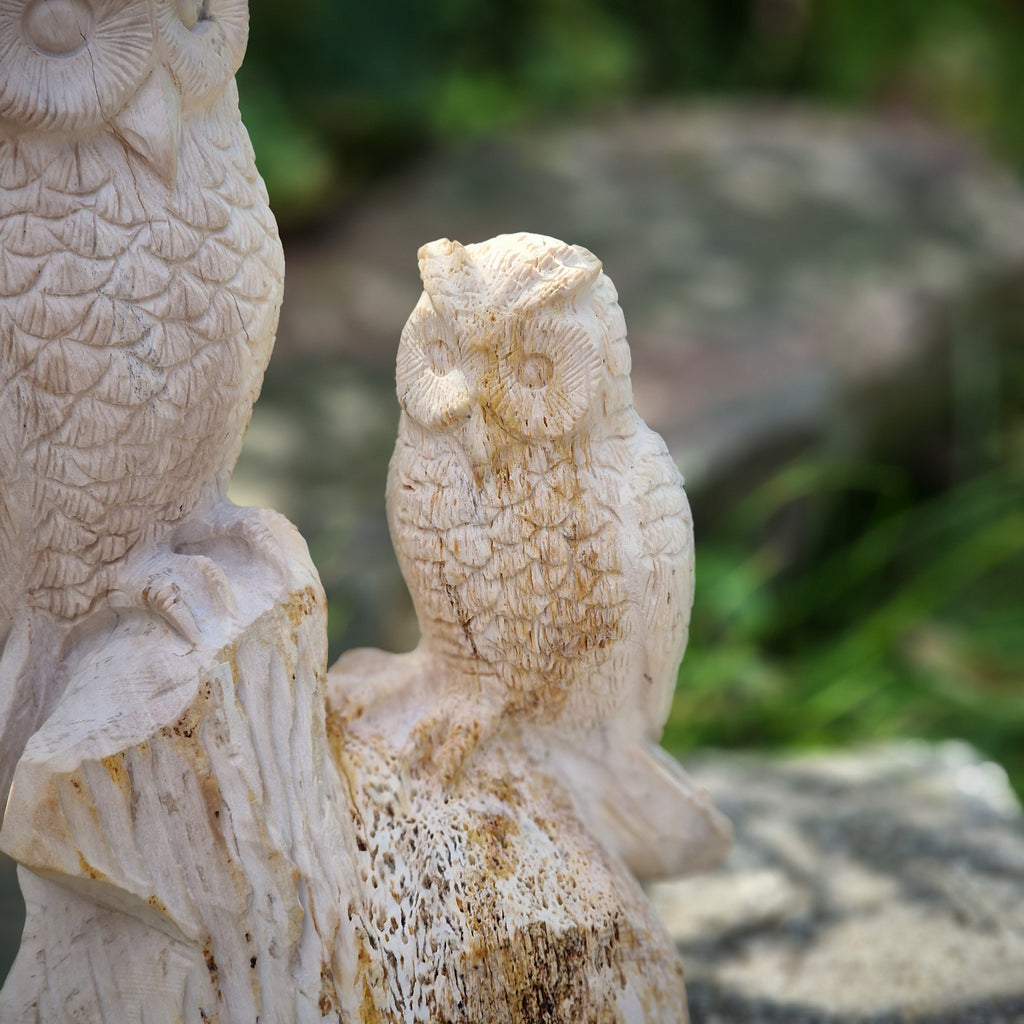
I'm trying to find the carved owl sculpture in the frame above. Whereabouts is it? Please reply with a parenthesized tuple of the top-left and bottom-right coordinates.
(0, 0, 283, 803)
(386, 233, 731, 877)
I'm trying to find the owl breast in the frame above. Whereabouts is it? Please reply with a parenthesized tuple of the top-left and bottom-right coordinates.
(388, 423, 631, 722)
(0, 98, 283, 620)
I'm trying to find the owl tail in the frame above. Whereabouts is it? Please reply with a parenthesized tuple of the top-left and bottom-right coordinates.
(549, 738, 733, 881)
(0, 607, 66, 824)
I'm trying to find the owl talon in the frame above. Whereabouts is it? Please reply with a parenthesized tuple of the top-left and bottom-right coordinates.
(112, 554, 235, 647)
(141, 575, 202, 645)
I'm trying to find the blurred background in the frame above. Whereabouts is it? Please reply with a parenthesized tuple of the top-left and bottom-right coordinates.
(4, 0, 1024, 985)
(234, 0, 1024, 791)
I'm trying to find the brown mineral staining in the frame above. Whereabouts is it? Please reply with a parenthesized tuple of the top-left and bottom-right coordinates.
(319, 962, 339, 1016)
(203, 945, 219, 987)
(76, 851, 106, 881)
(471, 811, 519, 878)
(466, 921, 621, 1024)
(287, 585, 323, 628)
(165, 688, 208, 743)
(475, 769, 522, 810)
(200, 772, 225, 835)
(100, 751, 129, 791)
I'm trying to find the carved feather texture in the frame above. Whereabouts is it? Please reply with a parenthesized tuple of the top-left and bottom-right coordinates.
(388, 233, 692, 738)
(0, 17, 282, 630)
(386, 233, 731, 879)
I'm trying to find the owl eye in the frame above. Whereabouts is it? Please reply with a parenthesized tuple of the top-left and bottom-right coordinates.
(425, 338, 456, 377)
(492, 315, 601, 440)
(395, 303, 479, 430)
(0, 0, 153, 131)
(157, 0, 248, 108)
(22, 0, 92, 57)
(517, 354, 554, 389)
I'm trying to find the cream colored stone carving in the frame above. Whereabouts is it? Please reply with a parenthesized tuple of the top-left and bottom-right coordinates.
(325, 233, 732, 1021)
(0, 0, 729, 1012)
(0, 2, 363, 1020)
(0, 520, 363, 1022)
(0, 0, 282, 806)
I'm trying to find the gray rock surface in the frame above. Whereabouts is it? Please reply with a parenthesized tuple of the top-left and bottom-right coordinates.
(659, 742, 1024, 1023)
(271, 103, 1024, 473)
(231, 102, 1024, 656)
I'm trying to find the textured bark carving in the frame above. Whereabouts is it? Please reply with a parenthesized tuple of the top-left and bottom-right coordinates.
(1, 518, 361, 1022)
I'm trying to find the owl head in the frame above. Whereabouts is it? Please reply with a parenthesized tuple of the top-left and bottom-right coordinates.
(396, 233, 632, 451)
(0, 0, 248, 180)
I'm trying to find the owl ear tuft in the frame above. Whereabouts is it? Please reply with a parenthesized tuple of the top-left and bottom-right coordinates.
(418, 239, 485, 321)
(157, 0, 248, 112)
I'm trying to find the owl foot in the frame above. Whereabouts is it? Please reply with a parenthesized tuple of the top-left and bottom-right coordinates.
(406, 688, 503, 785)
(174, 502, 298, 585)
(110, 554, 235, 649)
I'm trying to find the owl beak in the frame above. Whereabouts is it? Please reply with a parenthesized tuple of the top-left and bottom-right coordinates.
(110, 68, 182, 188)
(463, 402, 491, 477)
(447, 392, 473, 424)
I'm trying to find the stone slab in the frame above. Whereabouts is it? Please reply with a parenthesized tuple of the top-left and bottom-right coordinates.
(657, 742, 1024, 1023)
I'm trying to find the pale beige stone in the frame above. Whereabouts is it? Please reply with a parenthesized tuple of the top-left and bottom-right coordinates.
(385, 234, 732, 879)
(0, 0, 283, 809)
(322, 234, 733, 1023)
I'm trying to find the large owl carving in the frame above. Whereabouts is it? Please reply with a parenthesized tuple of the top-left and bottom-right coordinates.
(0, 0, 283, 804)
(386, 233, 731, 877)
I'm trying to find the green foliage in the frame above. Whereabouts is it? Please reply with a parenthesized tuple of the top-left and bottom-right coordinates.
(666, 431, 1024, 795)
(244, 0, 1024, 226)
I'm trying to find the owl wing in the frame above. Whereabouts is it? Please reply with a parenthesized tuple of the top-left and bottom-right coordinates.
(547, 418, 730, 880)
(627, 419, 695, 739)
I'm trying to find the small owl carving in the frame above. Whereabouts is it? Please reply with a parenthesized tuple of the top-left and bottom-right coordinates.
(386, 233, 731, 877)
(0, 0, 284, 802)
